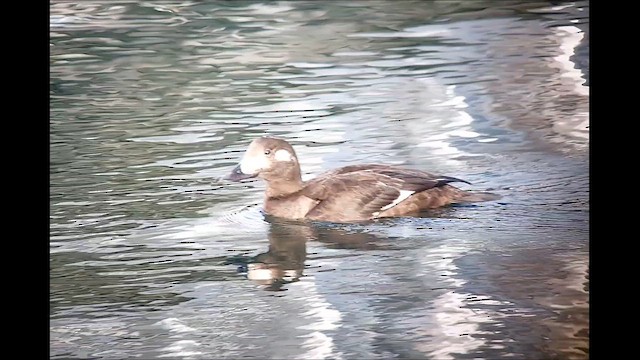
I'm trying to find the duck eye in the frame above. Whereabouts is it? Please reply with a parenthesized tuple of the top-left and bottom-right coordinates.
(264, 149, 271, 155)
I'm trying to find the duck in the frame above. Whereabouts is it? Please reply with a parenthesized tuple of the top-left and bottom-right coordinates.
(225, 136, 500, 223)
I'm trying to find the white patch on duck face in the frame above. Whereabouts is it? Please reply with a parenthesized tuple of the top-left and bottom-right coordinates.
(274, 149, 294, 162)
(379, 190, 415, 211)
(239, 153, 270, 175)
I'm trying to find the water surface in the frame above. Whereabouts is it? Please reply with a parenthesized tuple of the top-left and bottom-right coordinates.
(50, 1, 589, 359)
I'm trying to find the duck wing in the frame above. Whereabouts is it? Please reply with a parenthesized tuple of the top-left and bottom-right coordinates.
(301, 167, 470, 222)
(319, 164, 470, 185)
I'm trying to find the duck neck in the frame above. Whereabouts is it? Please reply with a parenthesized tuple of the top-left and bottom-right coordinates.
(264, 169, 303, 198)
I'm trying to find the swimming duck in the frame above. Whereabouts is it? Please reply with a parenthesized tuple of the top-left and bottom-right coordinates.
(225, 136, 500, 222)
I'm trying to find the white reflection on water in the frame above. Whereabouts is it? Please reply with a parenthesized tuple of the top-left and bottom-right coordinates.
(550, 25, 589, 142)
(50, 1, 588, 359)
(554, 26, 588, 96)
(158, 340, 203, 359)
(155, 319, 203, 358)
(411, 245, 494, 359)
(293, 279, 343, 360)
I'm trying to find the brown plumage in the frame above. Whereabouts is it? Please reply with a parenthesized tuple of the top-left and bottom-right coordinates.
(225, 136, 500, 223)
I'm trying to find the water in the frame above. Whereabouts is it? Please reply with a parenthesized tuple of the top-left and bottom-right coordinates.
(50, 1, 589, 359)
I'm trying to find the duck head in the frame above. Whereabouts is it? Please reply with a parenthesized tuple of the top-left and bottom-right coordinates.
(225, 137, 303, 187)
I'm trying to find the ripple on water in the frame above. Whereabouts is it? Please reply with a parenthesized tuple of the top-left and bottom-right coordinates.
(51, 1, 588, 359)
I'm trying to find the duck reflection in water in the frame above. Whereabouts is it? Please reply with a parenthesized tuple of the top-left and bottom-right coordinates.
(230, 216, 392, 291)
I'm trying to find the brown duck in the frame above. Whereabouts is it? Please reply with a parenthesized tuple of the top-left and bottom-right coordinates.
(225, 136, 500, 223)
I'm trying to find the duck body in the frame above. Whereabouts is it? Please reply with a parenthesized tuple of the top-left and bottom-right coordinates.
(226, 137, 500, 223)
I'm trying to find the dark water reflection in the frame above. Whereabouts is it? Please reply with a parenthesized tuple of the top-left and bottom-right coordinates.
(51, 1, 588, 359)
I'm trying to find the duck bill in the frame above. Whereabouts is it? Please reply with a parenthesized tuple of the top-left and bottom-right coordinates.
(225, 164, 257, 181)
